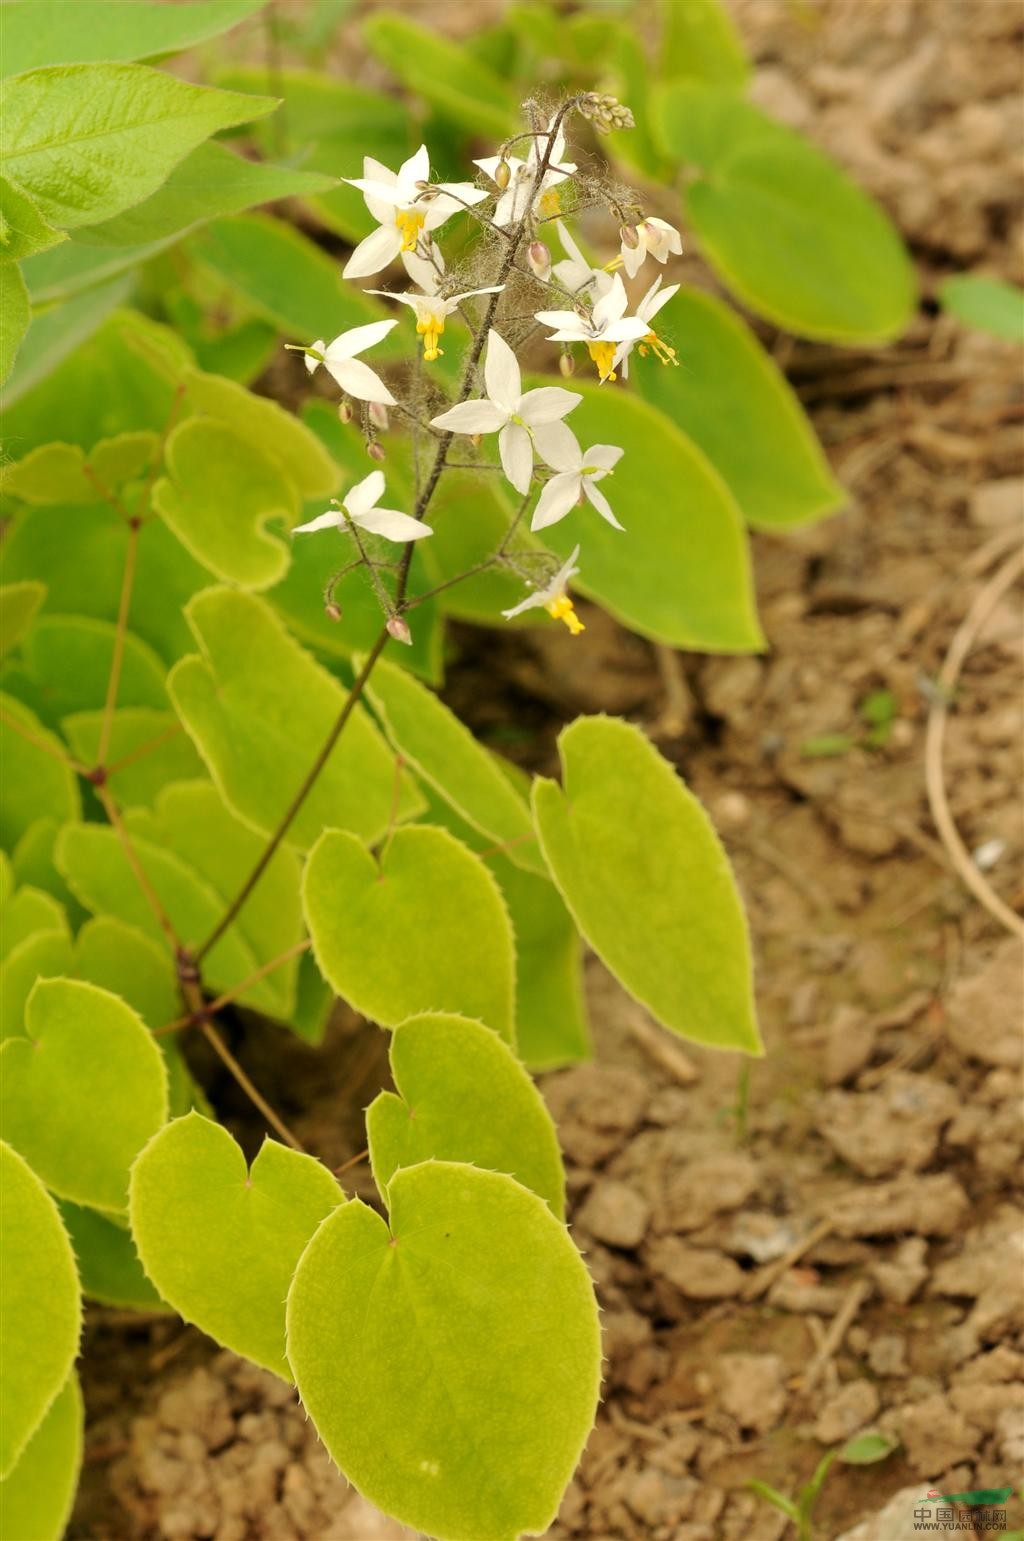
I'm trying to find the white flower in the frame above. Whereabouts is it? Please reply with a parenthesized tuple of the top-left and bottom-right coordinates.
(534, 274, 648, 382)
(475, 116, 576, 228)
(429, 330, 581, 495)
(343, 146, 486, 280)
(551, 220, 613, 302)
(619, 217, 683, 280)
(367, 284, 503, 362)
(293, 470, 432, 544)
(302, 320, 398, 405)
(503, 545, 584, 634)
(612, 276, 680, 378)
(530, 425, 624, 531)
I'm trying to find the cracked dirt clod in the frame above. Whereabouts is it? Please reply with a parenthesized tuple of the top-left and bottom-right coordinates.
(814, 1380, 882, 1443)
(578, 1180, 652, 1249)
(816, 1071, 959, 1176)
(715, 1354, 789, 1434)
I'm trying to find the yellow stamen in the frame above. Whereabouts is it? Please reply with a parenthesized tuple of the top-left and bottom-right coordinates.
(587, 341, 617, 382)
(641, 330, 679, 367)
(603, 254, 624, 272)
(538, 187, 562, 218)
(546, 594, 584, 635)
(395, 210, 426, 253)
(416, 313, 445, 362)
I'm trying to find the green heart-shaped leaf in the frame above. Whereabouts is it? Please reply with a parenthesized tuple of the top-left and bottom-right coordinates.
(1, 978, 168, 1213)
(304, 826, 516, 1043)
(652, 83, 915, 343)
(0, 693, 80, 850)
(0, 1372, 82, 1541)
(0, 580, 45, 657)
(58, 1201, 164, 1311)
(287, 1161, 600, 1541)
(367, 1013, 565, 1217)
(169, 587, 422, 850)
(129, 1114, 344, 1377)
(0, 1142, 81, 1477)
(364, 658, 544, 875)
(533, 716, 761, 1055)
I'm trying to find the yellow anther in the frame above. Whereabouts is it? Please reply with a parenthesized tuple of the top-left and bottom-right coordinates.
(415, 313, 445, 361)
(395, 209, 426, 253)
(587, 341, 617, 382)
(546, 595, 585, 635)
(603, 254, 624, 273)
(538, 187, 562, 218)
(643, 330, 679, 367)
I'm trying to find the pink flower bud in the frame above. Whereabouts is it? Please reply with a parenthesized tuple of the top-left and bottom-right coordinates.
(527, 241, 551, 278)
(338, 400, 354, 424)
(559, 351, 575, 378)
(368, 401, 390, 430)
(325, 602, 342, 622)
(386, 615, 412, 646)
(366, 440, 386, 462)
(619, 223, 640, 250)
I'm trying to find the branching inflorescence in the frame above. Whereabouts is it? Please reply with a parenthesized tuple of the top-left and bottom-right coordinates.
(292, 93, 683, 641)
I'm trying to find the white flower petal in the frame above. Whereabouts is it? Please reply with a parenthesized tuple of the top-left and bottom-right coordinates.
(583, 479, 624, 529)
(592, 274, 629, 331)
(363, 157, 397, 185)
(583, 444, 624, 473)
(355, 507, 433, 541)
(401, 247, 443, 291)
(533, 421, 581, 473)
(621, 242, 645, 281)
(533, 308, 581, 330)
(484, 329, 521, 411)
(346, 177, 407, 208)
(304, 340, 325, 376)
(343, 470, 386, 519)
(502, 588, 546, 619)
(642, 282, 679, 322)
(430, 399, 507, 434)
(292, 508, 344, 535)
(324, 319, 398, 361)
(519, 386, 581, 426)
(556, 220, 588, 268)
(343, 224, 402, 279)
(400, 144, 430, 188)
(498, 422, 533, 495)
(600, 317, 651, 343)
(364, 290, 422, 313)
(530, 471, 582, 531)
(327, 356, 396, 405)
(451, 285, 504, 304)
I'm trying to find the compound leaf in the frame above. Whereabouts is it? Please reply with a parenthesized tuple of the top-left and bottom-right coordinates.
(635, 286, 844, 528)
(2, 0, 269, 75)
(152, 418, 297, 591)
(130, 1113, 343, 1378)
(0, 64, 276, 230)
(0, 977, 168, 1213)
(287, 1162, 600, 1541)
(304, 826, 516, 1043)
(0, 693, 80, 849)
(57, 1202, 163, 1311)
(532, 716, 761, 1054)
(367, 1013, 564, 1217)
(0, 580, 45, 657)
(652, 83, 915, 342)
(529, 377, 762, 651)
(0, 1371, 82, 1541)
(364, 657, 544, 875)
(0, 1141, 80, 1477)
(168, 587, 421, 850)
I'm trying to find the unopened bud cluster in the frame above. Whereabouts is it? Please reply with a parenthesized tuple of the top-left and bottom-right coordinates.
(578, 92, 636, 134)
